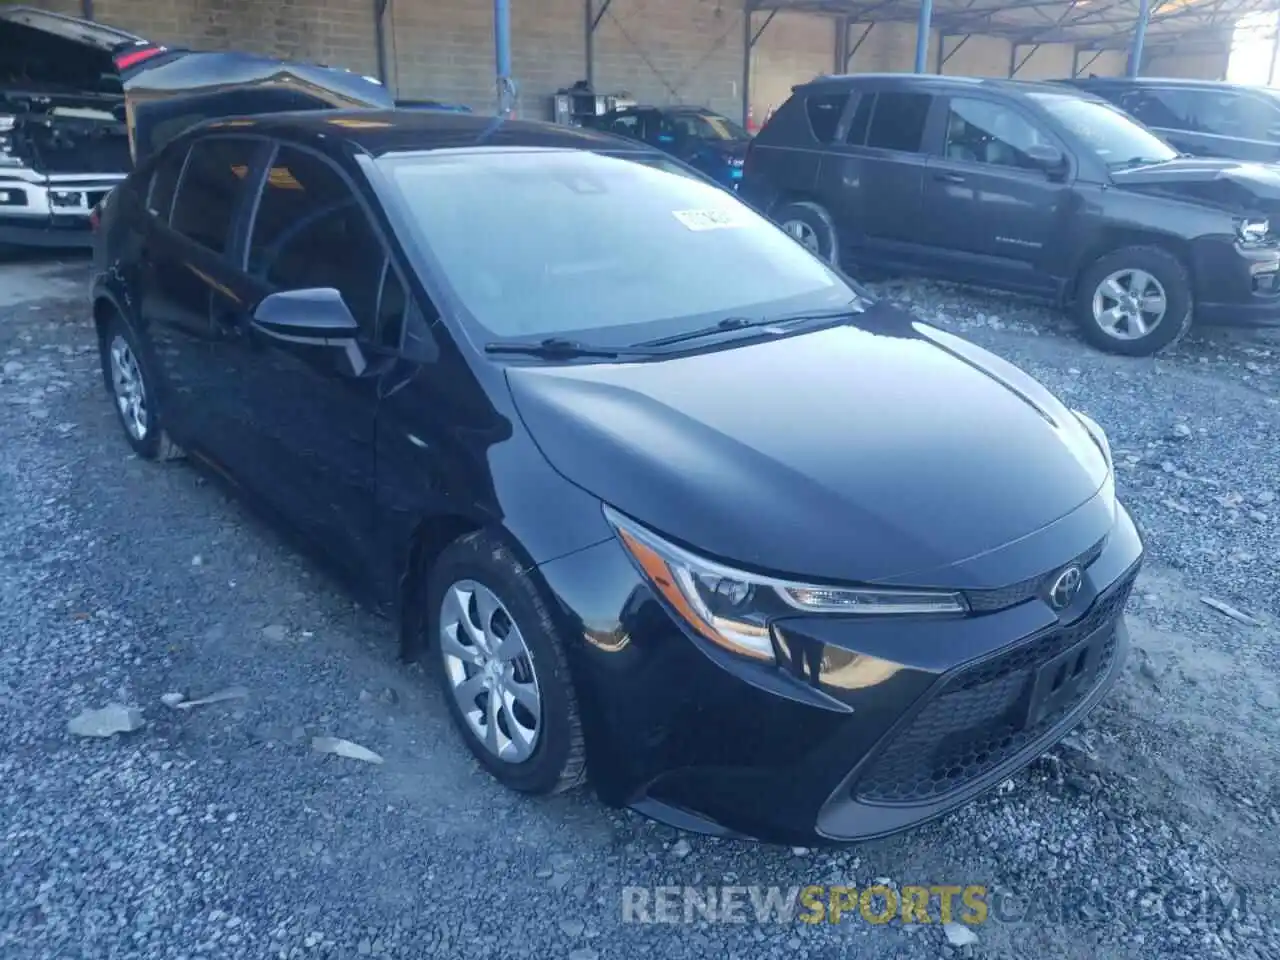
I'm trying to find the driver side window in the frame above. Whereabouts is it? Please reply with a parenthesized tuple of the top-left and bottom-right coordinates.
(247, 145, 388, 342)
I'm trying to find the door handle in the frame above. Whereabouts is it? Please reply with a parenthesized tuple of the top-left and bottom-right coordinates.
(933, 172, 966, 184)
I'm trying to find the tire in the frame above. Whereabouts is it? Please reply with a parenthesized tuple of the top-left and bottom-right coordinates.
(1073, 246, 1193, 357)
(425, 530, 586, 795)
(97, 311, 183, 461)
(772, 200, 839, 266)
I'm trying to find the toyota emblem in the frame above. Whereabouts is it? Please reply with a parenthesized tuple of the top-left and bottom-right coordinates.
(1048, 566, 1083, 610)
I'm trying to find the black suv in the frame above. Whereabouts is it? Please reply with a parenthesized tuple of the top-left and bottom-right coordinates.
(740, 74, 1280, 355)
(1063, 77, 1280, 164)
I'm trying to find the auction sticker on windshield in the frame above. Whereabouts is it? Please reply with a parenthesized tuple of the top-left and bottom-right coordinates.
(672, 208, 753, 231)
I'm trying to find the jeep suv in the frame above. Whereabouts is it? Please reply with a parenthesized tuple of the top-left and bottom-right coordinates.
(1063, 76, 1280, 164)
(740, 73, 1280, 356)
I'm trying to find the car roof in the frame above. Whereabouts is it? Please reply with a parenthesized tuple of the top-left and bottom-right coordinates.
(192, 108, 651, 157)
(799, 73, 1099, 101)
(1072, 76, 1266, 92)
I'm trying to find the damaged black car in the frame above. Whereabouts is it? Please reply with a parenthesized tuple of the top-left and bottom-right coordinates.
(741, 75, 1280, 356)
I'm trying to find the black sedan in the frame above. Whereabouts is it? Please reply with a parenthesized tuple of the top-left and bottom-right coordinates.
(91, 103, 1142, 845)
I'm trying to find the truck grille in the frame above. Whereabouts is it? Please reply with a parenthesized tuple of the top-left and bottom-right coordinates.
(852, 568, 1137, 805)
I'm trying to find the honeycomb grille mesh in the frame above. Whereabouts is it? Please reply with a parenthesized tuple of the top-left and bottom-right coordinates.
(852, 568, 1137, 805)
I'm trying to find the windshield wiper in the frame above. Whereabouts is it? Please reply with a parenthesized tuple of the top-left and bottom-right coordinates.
(483, 337, 653, 359)
(635, 304, 864, 349)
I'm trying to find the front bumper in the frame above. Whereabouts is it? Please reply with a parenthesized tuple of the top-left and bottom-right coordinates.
(539, 501, 1143, 846)
(0, 167, 124, 248)
(1193, 239, 1280, 327)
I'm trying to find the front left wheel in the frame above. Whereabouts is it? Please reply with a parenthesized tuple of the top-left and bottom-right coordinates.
(426, 531, 586, 795)
(98, 312, 182, 461)
(1072, 245, 1193, 356)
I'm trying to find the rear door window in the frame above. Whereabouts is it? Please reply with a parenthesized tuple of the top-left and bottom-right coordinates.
(169, 137, 261, 255)
(805, 93, 849, 143)
(843, 94, 874, 145)
(865, 91, 932, 152)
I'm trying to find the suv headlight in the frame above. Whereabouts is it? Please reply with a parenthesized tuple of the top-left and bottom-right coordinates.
(1237, 218, 1269, 245)
(603, 505, 967, 662)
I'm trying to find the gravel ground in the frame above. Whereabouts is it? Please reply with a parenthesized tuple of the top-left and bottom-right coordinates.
(1, 255, 1277, 960)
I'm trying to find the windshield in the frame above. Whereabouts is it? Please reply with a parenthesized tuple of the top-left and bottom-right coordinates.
(672, 111, 748, 141)
(1029, 92, 1178, 168)
(379, 149, 852, 346)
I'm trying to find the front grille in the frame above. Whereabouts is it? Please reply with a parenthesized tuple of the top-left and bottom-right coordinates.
(964, 538, 1106, 613)
(853, 567, 1137, 805)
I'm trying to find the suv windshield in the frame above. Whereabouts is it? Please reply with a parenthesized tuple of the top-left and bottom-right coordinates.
(379, 149, 853, 346)
(1029, 92, 1178, 168)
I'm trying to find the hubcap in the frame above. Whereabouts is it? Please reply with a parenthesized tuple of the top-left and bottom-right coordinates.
(1091, 269, 1168, 341)
(439, 580, 541, 763)
(109, 335, 148, 441)
(782, 218, 820, 254)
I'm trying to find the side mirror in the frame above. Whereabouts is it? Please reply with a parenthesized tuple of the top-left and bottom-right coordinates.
(251, 288, 366, 375)
(1026, 143, 1067, 177)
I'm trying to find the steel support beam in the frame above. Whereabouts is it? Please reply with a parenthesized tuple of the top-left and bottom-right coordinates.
(913, 0, 933, 73)
(1128, 0, 1150, 76)
(1009, 43, 1039, 77)
(835, 15, 850, 74)
(584, 0, 616, 87)
(495, 0, 514, 115)
(81, 0, 93, 19)
(1072, 46, 1104, 77)
(742, 6, 753, 128)
(742, 6, 779, 128)
(373, 0, 389, 88)
(751, 8, 779, 46)
(847, 22, 875, 69)
(937, 33, 971, 73)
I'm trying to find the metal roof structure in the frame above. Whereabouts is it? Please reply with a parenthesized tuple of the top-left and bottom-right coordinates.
(750, 0, 1280, 60)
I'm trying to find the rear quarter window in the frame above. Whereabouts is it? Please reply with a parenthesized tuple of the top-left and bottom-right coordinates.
(755, 91, 835, 147)
(805, 92, 850, 143)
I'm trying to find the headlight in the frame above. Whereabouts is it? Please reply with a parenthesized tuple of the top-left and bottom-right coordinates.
(603, 505, 968, 663)
(0, 115, 21, 167)
(1072, 409, 1116, 520)
(1237, 218, 1269, 244)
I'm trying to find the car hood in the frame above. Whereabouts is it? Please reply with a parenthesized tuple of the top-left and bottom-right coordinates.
(121, 49, 394, 163)
(1110, 156, 1280, 214)
(0, 6, 145, 98)
(506, 302, 1110, 585)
